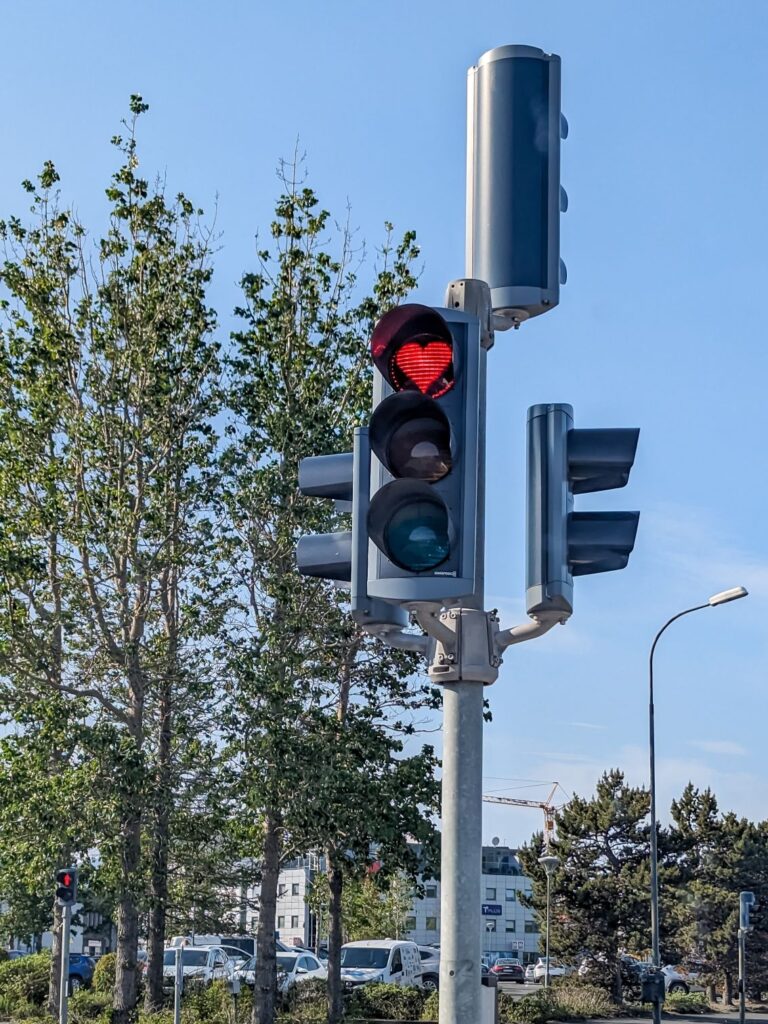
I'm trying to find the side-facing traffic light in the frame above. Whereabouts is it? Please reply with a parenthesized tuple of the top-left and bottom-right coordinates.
(740, 891, 757, 931)
(55, 867, 78, 906)
(366, 304, 484, 607)
(526, 403, 639, 618)
(466, 45, 567, 323)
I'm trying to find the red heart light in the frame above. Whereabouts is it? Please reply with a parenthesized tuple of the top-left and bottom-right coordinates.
(391, 339, 454, 397)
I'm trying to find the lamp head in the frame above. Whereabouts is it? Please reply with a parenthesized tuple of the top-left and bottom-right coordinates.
(708, 586, 748, 607)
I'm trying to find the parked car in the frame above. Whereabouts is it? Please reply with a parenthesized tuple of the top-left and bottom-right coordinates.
(235, 951, 326, 993)
(663, 964, 704, 994)
(69, 954, 96, 991)
(219, 945, 249, 966)
(340, 940, 423, 990)
(525, 963, 536, 982)
(481, 963, 498, 988)
(491, 959, 525, 983)
(533, 957, 572, 983)
(416, 946, 440, 992)
(3, 950, 26, 961)
(162, 945, 234, 993)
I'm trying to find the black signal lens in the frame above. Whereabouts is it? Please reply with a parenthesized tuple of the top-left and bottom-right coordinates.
(385, 499, 450, 571)
(370, 392, 452, 483)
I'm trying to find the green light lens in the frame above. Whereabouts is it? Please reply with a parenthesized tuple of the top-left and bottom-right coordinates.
(385, 501, 450, 571)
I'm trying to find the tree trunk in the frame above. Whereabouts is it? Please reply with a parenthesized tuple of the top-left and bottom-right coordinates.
(724, 971, 734, 1005)
(144, 683, 173, 1011)
(48, 901, 63, 1016)
(253, 812, 280, 1024)
(326, 854, 344, 1024)
(611, 960, 623, 1004)
(113, 809, 142, 1024)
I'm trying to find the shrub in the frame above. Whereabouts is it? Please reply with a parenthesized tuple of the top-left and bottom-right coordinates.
(420, 988, 440, 1020)
(69, 990, 111, 1024)
(499, 990, 558, 1024)
(0, 952, 51, 1007)
(91, 954, 116, 995)
(345, 981, 427, 1020)
(554, 983, 618, 1018)
(663, 991, 710, 1014)
(278, 976, 327, 1020)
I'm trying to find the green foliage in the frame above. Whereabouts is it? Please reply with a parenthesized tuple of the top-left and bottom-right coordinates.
(498, 990, 558, 1024)
(345, 981, 427, 1019)
(420, 988, 440, 1020)
(663, 991, 710, 1014)
(91, 954, 116, 994)
(277, 977, 327, 1020)
(68, 989, 112, 1024)
(308, 872, 415, 944)
(0, 952, 51, 1007)
(551, 983, 618, 1018)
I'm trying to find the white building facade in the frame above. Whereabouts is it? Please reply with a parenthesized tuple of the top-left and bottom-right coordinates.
(241, 845, 539, 964)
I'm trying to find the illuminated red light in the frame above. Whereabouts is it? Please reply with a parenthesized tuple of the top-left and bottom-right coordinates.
(371, 303, 455, 399)
(62, 873, 72, 886)
(391, 339, 453, 397)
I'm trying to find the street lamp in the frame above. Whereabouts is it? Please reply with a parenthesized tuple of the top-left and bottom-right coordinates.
(648, 585, 748, 1024)
(538, 854, 560, 989)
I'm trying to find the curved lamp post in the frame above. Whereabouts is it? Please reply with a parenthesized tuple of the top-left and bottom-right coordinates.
(538, 854, 560, 988)
(648, 586, 748, 1024)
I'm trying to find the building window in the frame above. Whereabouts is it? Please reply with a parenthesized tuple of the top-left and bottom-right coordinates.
(485, 920, 497, 933)
(277, 916, 285, 928)
(405, 916, 417, 931)
(524, 920, 539, 933)
(291, 883, 300, 896)
(505, 888, 516, 901)
(425, 885, 437, 899)
(505, 922, 516, 933)
(485, 887, 496, 900)
(291, 915, 299, 928)
(425, 917, 437, 932)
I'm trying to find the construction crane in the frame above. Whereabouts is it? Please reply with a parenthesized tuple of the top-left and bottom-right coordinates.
(482, 782, 565, 851)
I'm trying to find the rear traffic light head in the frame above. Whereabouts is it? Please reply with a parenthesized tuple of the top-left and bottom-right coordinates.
(526, 404, 639, 618)
(467, 45, 565, 323)
(55, 866, 78, 906)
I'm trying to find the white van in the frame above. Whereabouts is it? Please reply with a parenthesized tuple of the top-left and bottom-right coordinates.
(340, 940, 423, 990)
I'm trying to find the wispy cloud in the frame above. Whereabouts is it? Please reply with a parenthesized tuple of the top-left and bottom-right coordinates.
(688, 739, 747, 757)
(567, 721, 606, 731)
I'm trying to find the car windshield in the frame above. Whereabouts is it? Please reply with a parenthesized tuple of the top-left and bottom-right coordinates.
(341, 948, 389, 969)
(240, 957, 255, 971)
(276, 955, 297, 972)
(163, 950, 208, 967)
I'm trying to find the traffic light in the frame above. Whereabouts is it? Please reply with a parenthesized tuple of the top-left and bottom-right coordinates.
(740, 891, 756, 931)
(365, 304, 485, 607)
(296, 437, 410, 634)
(526, 403, 639, 618)
(466, 45, 567, 323)
(55, 867, 78, 906)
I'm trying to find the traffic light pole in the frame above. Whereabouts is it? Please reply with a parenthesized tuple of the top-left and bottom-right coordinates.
(58, 903, 71, 1024)
(738, 928, 746, 1024)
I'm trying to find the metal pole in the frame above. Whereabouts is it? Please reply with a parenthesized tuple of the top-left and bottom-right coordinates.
(544, 872, 551, 989)
(439, 680, 484, 1024)
(738, 929, 746, 1024)
(174, 946, 183, 1024)
(648, 604, 708, 1024)
(58, 903, 71, 1024)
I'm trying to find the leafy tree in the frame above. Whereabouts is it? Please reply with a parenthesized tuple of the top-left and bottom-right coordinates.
(309, 871, 415, 944)
(669, 785, 768, 1001)
(218, 164, 436, 1024)
(519, 769, 660, 1001)
(0, 96, 222, 1020)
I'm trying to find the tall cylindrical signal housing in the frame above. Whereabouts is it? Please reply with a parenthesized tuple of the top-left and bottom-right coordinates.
(466, 45, 565, 323)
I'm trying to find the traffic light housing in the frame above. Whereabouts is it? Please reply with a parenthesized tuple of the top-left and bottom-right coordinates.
(365, 304, 485, 608)
(55, 866, 78, 906)
(526, 403, 639, 618)
(740, 891, 756, 931)
(466, 45, 566, 323)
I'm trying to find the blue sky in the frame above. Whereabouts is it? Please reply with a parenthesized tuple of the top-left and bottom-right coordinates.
(2, 1, 767, 846)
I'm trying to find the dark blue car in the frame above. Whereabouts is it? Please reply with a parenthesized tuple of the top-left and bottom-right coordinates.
(68, 954, 96, 990)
